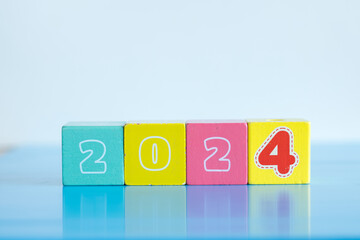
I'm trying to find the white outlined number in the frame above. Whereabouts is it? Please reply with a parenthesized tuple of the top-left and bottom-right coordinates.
(204, 137, 231, 172)
(254, 127, 299, 178)
(79, 140, 107, 174)
(139, 136, 171, 171)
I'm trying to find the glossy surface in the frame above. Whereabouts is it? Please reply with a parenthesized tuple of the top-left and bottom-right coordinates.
(0, 143, 359, 239)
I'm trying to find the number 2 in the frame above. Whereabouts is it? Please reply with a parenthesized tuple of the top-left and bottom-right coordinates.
(204, 137, 231, 172)
(79, 140, 107, 174)
(255, 127, 299, 178)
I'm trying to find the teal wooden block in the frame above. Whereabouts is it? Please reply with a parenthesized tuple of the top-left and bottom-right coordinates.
(62, 122, 125, 185)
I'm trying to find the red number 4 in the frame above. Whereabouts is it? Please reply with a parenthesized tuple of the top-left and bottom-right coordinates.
(255, 127, 299, 178)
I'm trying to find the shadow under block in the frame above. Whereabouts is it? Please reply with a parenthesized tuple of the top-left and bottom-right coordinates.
(247, 119, 310, 184)
(124, 122, 186, 185)
(62, 122, 125, 185)
(186, 120, 248, 185)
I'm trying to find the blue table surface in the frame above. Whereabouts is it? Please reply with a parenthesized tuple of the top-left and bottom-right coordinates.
(0, 143, 359, 239)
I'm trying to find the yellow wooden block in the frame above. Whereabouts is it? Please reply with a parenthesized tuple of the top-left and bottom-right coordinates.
(248, 119, 310, 184)
(124, 122, 186, 185)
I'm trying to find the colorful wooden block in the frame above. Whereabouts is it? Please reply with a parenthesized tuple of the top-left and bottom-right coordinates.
(62, 122, 125, 185)
(124, 122, 186, 185)
(186, 120, 248, 185)
(247, 119, 310, 184)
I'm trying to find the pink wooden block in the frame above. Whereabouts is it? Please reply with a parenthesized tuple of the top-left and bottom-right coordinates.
(186, 120, 248, 185)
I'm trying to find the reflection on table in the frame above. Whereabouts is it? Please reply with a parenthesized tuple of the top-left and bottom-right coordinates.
(249, 185, 310, 238)
(186, 185, 248, 238)
(125, 186, 186, 238)
(62, 184, 310, 238)
(62, 186, 125, 238)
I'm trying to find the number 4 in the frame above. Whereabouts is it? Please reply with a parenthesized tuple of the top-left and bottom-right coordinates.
(255, 127, 299, 178)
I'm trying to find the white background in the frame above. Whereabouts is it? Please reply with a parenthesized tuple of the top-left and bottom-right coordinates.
(0, 0, 359, 145)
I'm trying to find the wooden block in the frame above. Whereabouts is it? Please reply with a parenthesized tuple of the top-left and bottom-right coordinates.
(62, 122, 125, 185)
(186, 120, 247, 185)
(247, 119, 310, 184)
(124, 121, 186, 185)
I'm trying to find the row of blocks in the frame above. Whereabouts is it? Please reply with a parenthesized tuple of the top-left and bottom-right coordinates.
(62, 119, 310, 185)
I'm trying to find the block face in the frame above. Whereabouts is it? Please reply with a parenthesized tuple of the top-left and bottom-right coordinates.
(248, 120, 310, 184)
(62, 123, 125, 185)
(186, 121, 247, 185)
(124, 123, 186, 185)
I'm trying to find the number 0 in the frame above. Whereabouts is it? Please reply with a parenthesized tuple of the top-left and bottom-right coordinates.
(139, 136, 171, 171)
